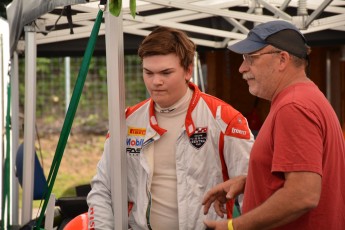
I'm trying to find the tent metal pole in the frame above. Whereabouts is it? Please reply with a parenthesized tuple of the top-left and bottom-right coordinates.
(10, 51, 20, 225)
(22, 24, 36, 225)
(0, 25, 5, 222)
(104, 7, 128, 230)
(65, 57, 71, 114)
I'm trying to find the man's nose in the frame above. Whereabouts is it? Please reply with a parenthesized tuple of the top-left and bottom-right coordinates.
(152, 75, 164, 85)
(239, 61, 249, 74)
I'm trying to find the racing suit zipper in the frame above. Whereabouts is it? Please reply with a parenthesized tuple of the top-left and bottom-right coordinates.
(142, 138, 154, 230)
(143, 134, 158, 230)
(146, 185, 152, 230)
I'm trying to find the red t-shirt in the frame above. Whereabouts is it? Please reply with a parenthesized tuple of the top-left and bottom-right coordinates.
(242, 82, 345, 229)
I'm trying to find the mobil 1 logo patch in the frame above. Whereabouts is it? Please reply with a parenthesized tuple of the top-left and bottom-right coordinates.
(189, 127, 208, 149)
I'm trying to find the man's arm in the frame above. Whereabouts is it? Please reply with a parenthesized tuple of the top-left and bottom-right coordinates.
(204, 171, 321, 230)
(203, 175, 246, 217)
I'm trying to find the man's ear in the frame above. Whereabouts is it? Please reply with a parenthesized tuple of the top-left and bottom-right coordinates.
(185, 64, 194, 81)
(278, 51, 290, 70)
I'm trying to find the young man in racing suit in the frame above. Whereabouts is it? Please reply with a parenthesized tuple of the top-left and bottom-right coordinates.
(87, 26, 254, 230)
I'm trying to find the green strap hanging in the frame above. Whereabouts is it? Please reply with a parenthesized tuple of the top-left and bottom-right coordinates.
(34, 9, 104, 229)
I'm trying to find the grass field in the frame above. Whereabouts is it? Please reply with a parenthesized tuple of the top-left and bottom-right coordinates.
(41, 133, 105, 197)
(20, 133, 106, 208)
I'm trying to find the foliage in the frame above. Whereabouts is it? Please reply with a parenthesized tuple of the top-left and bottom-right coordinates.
(109, 0, 136, 17)
(18, 55, 146, 135)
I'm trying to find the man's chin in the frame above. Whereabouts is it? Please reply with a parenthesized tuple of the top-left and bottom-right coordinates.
(248, 88, 257, 97)
(152, 98, 166, 106)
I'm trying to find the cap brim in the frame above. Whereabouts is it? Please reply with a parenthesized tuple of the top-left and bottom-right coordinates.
(227, 39, 267, 54)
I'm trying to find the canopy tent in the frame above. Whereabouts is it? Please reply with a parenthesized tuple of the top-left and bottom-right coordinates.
(3, 0, 345, 229)
(8, 0, 345, 57)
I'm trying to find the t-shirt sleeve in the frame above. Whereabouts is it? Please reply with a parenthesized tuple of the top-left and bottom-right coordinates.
(272, 103, 323, 176)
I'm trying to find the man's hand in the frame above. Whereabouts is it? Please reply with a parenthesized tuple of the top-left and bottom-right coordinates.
(202, 175, 246, 217)
(204, 219, 228, 230)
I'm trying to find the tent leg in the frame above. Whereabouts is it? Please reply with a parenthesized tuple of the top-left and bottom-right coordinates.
(105, 8, 128, 230)
(22, 24, 37, 225)
(10, 51, 20, 225)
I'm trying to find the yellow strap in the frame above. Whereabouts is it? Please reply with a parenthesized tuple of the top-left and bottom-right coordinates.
(228, 219, 234, 230)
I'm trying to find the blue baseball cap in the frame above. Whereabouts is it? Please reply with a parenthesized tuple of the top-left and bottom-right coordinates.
(228, 20, 309, 59)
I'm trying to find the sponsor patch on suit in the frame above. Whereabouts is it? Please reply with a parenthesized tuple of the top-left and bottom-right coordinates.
(189, 127, 208, 149)
(126, 126, 146, 155)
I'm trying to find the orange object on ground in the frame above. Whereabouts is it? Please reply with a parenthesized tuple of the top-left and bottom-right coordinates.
(63, 212, 89, 230)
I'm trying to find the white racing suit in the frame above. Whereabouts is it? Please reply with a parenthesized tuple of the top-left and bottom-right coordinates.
(87, 83, 254, 229)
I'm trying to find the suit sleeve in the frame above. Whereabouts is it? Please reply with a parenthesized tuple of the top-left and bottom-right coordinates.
(87, 138, 114, 230)
(223, 113, 254, 179)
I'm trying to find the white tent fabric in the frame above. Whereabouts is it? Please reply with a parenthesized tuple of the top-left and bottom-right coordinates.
(6, 0, 88, 56)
